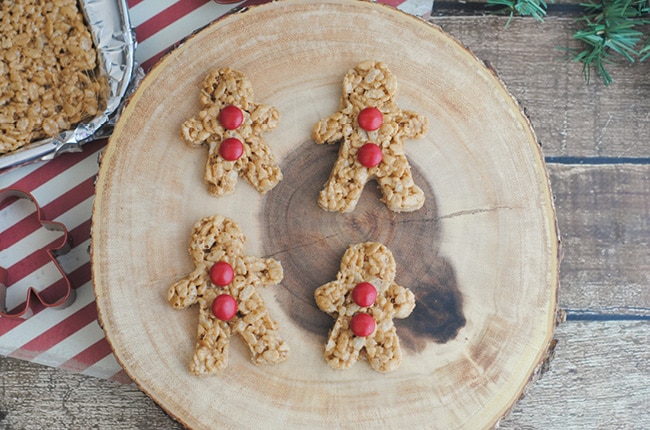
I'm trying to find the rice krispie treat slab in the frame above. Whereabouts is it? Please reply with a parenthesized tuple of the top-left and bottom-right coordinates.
(92, 1, 559, 428)
(0, 0, 108, 154)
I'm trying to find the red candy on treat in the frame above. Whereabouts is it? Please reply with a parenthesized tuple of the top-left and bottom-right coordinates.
(210, 261, 234, 287)
(358, 143, 383, 168)
(219, 105, 244, 130)
(219, 137, 244, 161)
(212, 294, 238, 321)
(357, 107, 383, 131)
(352, 282, 377, 307)
(350, 313, 376, 337)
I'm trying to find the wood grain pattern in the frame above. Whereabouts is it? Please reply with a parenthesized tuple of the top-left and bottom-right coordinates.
(433, 16, 650, 159)
(500, 319, 650, 429)
(2, 320, 647, 429)
(6, 5, 648, 430)
(90, 1, 558, 428)
(550, 164, 650, 312)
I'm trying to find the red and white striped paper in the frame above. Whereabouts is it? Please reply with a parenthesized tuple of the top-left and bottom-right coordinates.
(0, 0, 432, 382)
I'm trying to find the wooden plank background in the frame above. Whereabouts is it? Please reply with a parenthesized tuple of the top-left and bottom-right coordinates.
(1, 4, 649, 429)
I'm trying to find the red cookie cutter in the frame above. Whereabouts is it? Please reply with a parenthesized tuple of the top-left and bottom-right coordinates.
(0, 188, 75, 319)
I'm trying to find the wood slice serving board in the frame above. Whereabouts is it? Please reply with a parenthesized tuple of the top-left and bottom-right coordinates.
(91, 1, 560, 428)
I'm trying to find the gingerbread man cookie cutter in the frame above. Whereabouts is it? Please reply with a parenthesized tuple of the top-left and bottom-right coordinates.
(168, 215, 289, 374)
(313, 60, 429, 213)
(181, 67, 283, 197)
(315, 242, 416, 373)
(0, 188, 75, 319)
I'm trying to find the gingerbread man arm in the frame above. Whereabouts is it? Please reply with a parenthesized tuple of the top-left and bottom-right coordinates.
(180, 105, 226, 148)
(167, 269, 208, 309)
(181, 117, 210, 147)
(395, 109, 429, 140)
(249, 103, 280, 134)
(386, 282, 416, 319)
(243, 256, 283, 286)
(312, 112, 351, 144)
(314, 279, 348, 314)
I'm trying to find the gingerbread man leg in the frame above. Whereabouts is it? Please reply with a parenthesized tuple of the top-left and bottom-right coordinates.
(376, 153, 425, 212)
(233, 256, 288, 364)
(234, 290, 289, 365)
(190, 297, 233, 374)
(318, 159, 367, 212)
(243, 137, 283, 194)
(364, 325, 402, 373)
(323, 317, 364, 370)
(204, 141, 242, 196)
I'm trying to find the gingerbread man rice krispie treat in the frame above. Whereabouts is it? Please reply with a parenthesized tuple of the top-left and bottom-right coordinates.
(181, 68, 283, 197)
(167, 215, 289, 375)
(314, 242, 416, 373)
(313, 60, 429, 213)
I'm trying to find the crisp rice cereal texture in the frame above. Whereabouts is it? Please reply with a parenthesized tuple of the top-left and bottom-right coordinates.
(313, 60, 429, 213)
(167, 215, 289, 375)
(314, 242, 416, 372)
(181, 68, 283, 197)
(0, 0, 107, 154)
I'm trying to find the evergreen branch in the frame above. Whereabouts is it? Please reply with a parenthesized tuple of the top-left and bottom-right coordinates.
(639, 38, 650, 60)
(484, 0, 650, 85)
(570, 0, 650, 85)
(486, 0, 553, 27)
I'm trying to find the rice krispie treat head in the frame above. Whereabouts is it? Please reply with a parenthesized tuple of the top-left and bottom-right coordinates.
(343, 61, 398, 110)
(314, 242, 416, 373)
(181, 68, 283, 197)
(187, 214, 246, 266)
(168, 215, 289, 375)
(313, 60, 429, 213)
(200, 68, 255, 109)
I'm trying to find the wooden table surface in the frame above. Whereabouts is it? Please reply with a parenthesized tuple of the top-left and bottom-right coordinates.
(1, 3, 649, 429)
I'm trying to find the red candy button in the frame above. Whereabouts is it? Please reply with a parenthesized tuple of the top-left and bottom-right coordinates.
(358, 143, 383, 168)
(212, 294, 237, 321)
(358, 107, 383, 131)
(210, 261, 234, 287)
(219, 105, 244, 130)
(350, 313, 376, 337)
(219, 137, 244, 161)
(352, 282, 377, 307)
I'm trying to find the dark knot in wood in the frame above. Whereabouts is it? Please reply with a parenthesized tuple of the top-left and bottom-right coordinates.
(262, 141, 466, 352)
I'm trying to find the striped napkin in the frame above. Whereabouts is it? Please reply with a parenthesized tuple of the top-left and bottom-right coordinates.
(0, 0, 432, 382)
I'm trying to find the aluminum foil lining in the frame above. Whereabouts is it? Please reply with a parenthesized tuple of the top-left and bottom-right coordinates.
(0, 0, 138, 172)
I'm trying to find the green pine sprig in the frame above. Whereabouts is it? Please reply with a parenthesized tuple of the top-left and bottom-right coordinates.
(487, 0, 650, 85)
(640, 39, 650, 60)
(486, 0, 553, 27)
(570, 0, 650, 86)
